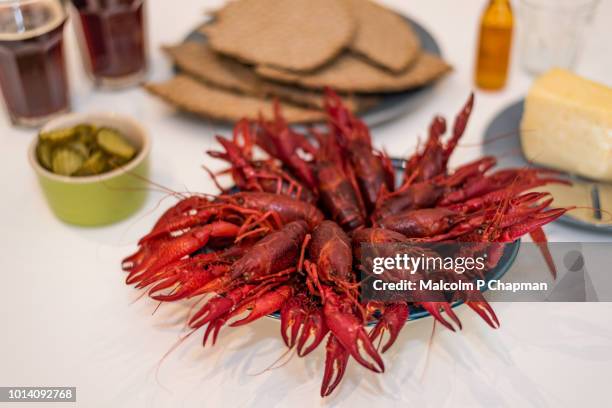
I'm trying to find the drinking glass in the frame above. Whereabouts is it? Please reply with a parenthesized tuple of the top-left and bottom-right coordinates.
(70, 0, 147, 89)
(0, 0, 69, 126)
(519, 0, 599, 74)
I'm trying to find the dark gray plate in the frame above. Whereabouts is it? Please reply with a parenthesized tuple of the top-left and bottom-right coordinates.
(183, 16, 444, 127)
(482, 99, 612, 233)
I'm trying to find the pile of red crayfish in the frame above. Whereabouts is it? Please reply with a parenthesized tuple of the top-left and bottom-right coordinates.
(123, 91, 568, 397)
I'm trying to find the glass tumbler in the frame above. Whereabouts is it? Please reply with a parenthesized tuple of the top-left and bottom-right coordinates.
(519, 0, 599, 74)
(70, 0, 147, 89)
(0, 0, 69, 127)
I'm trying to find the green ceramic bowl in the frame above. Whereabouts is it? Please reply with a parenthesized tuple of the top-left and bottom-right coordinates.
(29, 112, 151, 226)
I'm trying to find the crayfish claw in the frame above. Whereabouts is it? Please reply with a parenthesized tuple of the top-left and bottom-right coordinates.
(229, 285, 293, 327)
(443, 303, 463, 331)
(327, 314, 384, 372)
(202, 318, 225, 347)
(447, 274, 500, 329)
(322, 289, 385, 373)
(190, 285, 255, 329)
(353, 330, 385, 373)
(420, 302, 462, 332)
(529, 227, 557, 279)
(467, 301, 500, 329)
(279, 295, 328, 356)
(190, 297, 232, 329)
(146, 273, 178, 294)
(320, 334, 349, 398)
(369, 302, 409, 353)
(297, 308, 328, 357)
(280, 295, 308, 348)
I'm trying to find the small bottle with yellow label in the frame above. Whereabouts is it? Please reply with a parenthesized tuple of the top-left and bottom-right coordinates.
(475, 0, 514, 90)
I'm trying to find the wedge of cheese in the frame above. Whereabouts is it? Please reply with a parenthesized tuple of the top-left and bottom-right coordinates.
(520, 69, 612, 181)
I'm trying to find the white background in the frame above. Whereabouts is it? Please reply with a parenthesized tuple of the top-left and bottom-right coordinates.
(1, 0, 612, 407)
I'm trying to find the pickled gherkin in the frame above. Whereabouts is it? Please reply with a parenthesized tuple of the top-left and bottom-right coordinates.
(39, 127, 76, 144)
(75, 124, 97, 146)
(75, 151, 107, 176)
(66, 140, 90, 158)
(36, 123, 138, 177)
(97, 128, 135, 160)
(36, 142, 53, 170)
(52, 149, 85, 176)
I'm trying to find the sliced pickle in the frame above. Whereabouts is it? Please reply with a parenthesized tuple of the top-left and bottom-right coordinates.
(36, 123, 137, 176)
(39, 127, 76, 144)
(75, 124, 97, 146)
(75, 150, 107, 176)
(96, 128, 135, 160)
(66, 140, 90, 158)
(51, 148, 84, 176)
(36, 142, 53, 170)
(107, 155, 130, 169)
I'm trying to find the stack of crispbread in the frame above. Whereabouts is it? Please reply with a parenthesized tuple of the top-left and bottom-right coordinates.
(145, 0, 452, 124)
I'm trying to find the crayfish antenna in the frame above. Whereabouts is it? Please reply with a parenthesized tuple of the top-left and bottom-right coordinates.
(155, 327, 198, 388)
(249, 347, 295, 376)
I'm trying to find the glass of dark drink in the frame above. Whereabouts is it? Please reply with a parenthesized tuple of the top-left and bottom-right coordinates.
(70, 0, 147, 89)
(0, 0, 69, 126)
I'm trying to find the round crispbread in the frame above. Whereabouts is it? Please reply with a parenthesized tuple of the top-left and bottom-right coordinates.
(163, 42, 378, 112)
(163, 42, 260, 94)
(200, 0, 356, 72)
(255, 52, 451, 93)
(346, 0, 421, 72)
(145, 75, 326, 124)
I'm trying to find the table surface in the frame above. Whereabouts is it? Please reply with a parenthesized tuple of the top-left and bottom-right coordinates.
(1, 1, 612, 407)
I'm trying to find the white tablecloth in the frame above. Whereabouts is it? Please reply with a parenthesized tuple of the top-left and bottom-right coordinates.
(1, 1, 612, 407)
